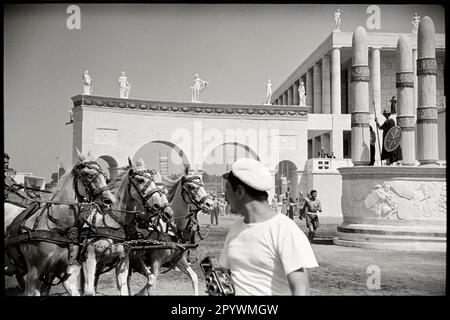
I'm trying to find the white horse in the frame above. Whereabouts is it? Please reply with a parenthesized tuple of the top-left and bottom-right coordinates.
(129, 167, 214, 295)
(5, 150, 116, 296)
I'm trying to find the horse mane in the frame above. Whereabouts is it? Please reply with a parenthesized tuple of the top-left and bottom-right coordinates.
(52, 164, 75, 192)
(163, 176, 181, 203)
(108, 166, 131, 194)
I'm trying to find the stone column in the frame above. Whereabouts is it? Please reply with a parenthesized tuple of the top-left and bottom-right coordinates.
(417, 17, 438, 165)
(396, 35, 416, 166)
(322, 55, 331, 113)
(293, 80, 300, 105)
(287, 86, 293, 105)
(331, 47, 341, 114)
(370, 46, 382, 119)
(283, 92, 288, 106)
(347, 66, 353, 113)
(313, 63, 322, 113)
(351, 27, 370, 166)
(306, 69, 313, 107)
(413, 48, 418, 112)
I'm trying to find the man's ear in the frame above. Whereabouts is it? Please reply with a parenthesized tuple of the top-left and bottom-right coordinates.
(236, 185, 246, 199)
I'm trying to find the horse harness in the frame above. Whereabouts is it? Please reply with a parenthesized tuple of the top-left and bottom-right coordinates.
(5, 161, 113, 282)
(72, 161, 110, 203)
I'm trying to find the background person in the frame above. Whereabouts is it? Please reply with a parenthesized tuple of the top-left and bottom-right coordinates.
(375, 109, 403, 165)
(210, 195, 220, 225)
(219, 158, 318, 295)
(302, 190, 322, 243)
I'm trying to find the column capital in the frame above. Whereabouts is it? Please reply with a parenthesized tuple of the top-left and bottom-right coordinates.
(370, 45, 383, 50)
(332, 45, 342, 49)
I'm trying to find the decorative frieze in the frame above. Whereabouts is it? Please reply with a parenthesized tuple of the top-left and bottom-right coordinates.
(417, 107, 438, 124)
(351, 111, 370, 127)
(396, 115, 416, 131)
(351, 65, 370, 82)
(395, 72, 414, 88)
(417, 58, 437, 76)
(74, 95, 309, 119)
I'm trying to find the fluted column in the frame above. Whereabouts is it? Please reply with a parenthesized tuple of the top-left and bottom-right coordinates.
(351, 27, 370, 166)
(293, 80, 300, 105)
(370, 46, 382, 119)
(322, 55, 331, 113)
(413, 48, 418, 112)
(417, 16, 438, 165)
(287, 86, 293, 105)
(331, 47, 341, 114)
(313, 62, 322, 113)
(396, 35, 415, 166)
(306, 69, 313, 107)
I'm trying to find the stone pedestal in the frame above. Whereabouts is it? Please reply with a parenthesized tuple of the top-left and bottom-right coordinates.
(334, 166, 446, 252)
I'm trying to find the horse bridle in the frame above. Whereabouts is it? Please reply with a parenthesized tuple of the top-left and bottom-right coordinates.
(128, 170, 169, 215)
(73, 161, 110, 203)
(180, 175, 212, 211)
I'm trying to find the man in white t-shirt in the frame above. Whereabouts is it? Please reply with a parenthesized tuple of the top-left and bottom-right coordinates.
(219, 158, 319, 295)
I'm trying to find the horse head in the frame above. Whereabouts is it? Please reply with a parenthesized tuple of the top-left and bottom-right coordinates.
(73, 149, 116, 209)
(126, 158, 172, 224)
(179, 166, 214, 212)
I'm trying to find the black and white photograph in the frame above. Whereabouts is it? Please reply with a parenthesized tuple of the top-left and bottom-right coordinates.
(3, 1, 446, 305)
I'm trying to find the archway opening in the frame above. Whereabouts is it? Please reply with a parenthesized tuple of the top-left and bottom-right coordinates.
(96, 155, 118, 181)
(202, 142, 260, 196)
(133, 140, 189, 180)
(274, 160, 298, 202)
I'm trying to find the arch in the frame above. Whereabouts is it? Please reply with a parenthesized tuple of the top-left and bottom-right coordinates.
(132, 140, 191, 178)
(274, 160, 298, 200)
(97, 155, 119, 180)
(204, 141, 260, 163)
(133, 140, 190, 167)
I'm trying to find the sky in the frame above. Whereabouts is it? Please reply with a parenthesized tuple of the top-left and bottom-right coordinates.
(4, 3, 445, 180)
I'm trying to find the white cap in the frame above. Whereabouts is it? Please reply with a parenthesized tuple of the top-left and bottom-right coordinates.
(223, 158, 272, 192)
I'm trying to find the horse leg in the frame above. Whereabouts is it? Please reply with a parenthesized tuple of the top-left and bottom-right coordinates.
(82, 244, 97, 296)
(115, 244, 130, 296)
(148, 256, 162, 295)
(62, 263, 82, 296)
(134, 256, 155, 296)
(175, 255, 199, 296)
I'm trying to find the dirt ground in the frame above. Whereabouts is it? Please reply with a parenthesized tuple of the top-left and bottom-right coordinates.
(5, 213, 446, 296)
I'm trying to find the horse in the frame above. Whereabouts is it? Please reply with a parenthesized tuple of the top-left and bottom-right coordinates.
(129, 166, 214, 295)
(4, 176, 52, 234)
(5, 149, 116, 296)
(80, 158, 171, 296)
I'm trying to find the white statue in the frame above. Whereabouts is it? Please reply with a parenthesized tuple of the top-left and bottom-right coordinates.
(298, 81, 306, 106)
(334, 9, 342, 32)
(264, 80, 273, 105)
(83, 70, 92, 95)
(191, 73, 209, 103)
(412, 12, 420, 34)
(118, 71, 131, 98)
